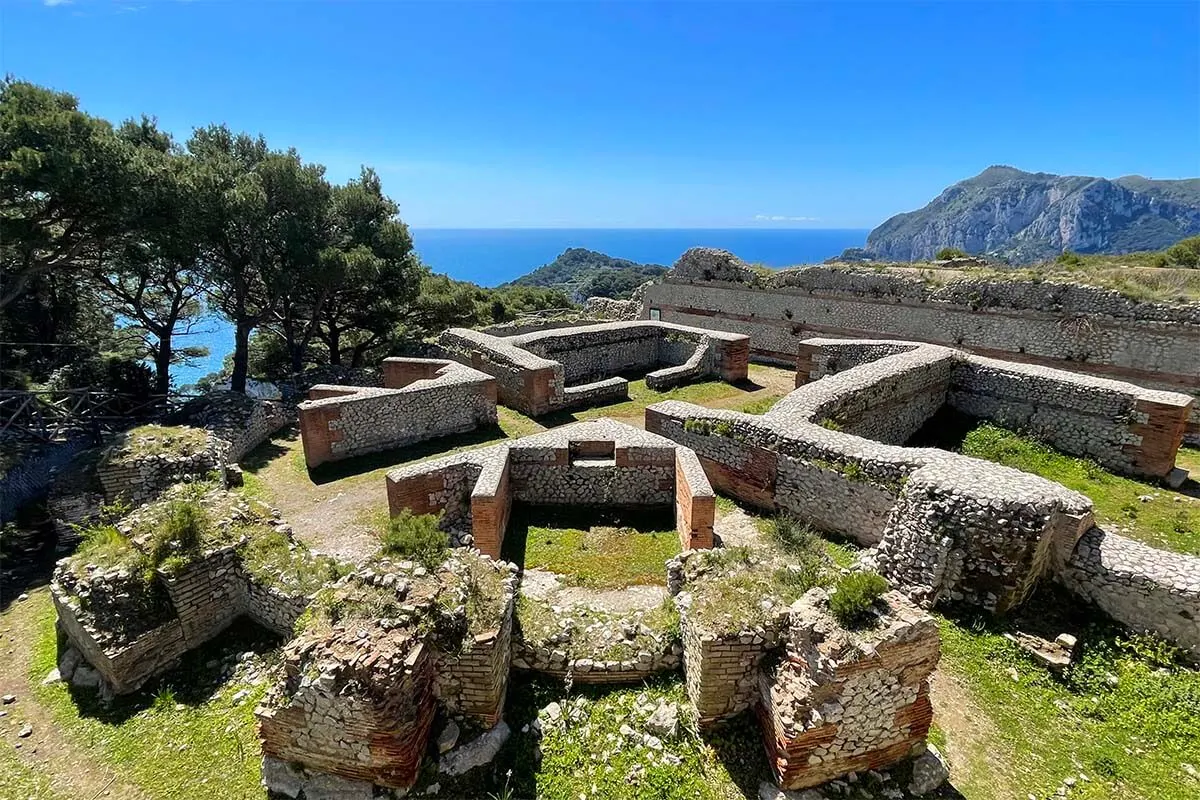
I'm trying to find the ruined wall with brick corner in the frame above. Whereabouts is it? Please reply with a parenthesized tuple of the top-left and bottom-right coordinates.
(437, 321, 748, 416)
(297, 358, 497, 469)
(257, 626, 437, 789)
(177, 391, 291, 463)
(794, 338, 1193, 481)
(759, 589, 941, 790)
(645, 247, 1200, 441)
(675, 448, 716, 550)
(1059, 527, 1200, 661)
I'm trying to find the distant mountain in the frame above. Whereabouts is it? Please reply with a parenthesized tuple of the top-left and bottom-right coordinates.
(863, 166, 1200, 264)
(507, 248, 667, 300)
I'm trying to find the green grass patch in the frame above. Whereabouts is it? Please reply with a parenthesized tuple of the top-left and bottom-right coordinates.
(938, 603, 1200, 800)
(0, 743, 62, 800)
(735, 395, 780, 415)
(107, 424, 211, 462)
(378, 509, 449, 569)
(961, 424, 1200, 555)
(506, 507, 680, 588)
(26, 593, 274, 800)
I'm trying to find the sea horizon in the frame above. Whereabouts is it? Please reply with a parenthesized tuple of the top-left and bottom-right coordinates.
(176, 227, 869, 386)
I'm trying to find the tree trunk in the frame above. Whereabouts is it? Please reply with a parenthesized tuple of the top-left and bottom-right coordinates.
(327, 326, 341, 367)
(231, 320, 252, 394)
(154, 331, 173, 395)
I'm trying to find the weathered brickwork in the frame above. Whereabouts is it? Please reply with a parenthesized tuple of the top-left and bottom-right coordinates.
(386, 419, 717, 559)
(96, 434, 225, 506)
(437, 321, 750, 416)
(297, 357, 497, 468)
(760, 590, 940, 790)
(648, 340, 1199, 649)
(645, 247, 1200, 442)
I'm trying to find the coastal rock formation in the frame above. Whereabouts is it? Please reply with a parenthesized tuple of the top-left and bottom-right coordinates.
(864, 166, 1200, 263)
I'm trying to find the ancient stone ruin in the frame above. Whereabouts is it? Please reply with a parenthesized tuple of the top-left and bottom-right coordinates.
(385, 418, 716, 556)
(40, 293, 1199, 799)
(647, 337, 1199, 655)
(437, 319, 750, 416)
(297, 357, 498, 468)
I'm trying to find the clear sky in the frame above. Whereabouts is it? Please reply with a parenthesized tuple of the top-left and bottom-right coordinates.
(3, 0, 1198, 228)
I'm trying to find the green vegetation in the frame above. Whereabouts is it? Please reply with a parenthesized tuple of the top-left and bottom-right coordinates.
(24, 593, 273, 800)
(108, 424, 211, 460)
(506, 247, 667, 301)
(735, 395, 778, 415)
(935, 247, 970, 260)
(378, 509, 449, 569)
(828, 571, 888, 629)
(938, 598, 1200, 800)
(961, 424, 1200, 555)
(512, 510, 679, 588)
(239, 528, 346, 595)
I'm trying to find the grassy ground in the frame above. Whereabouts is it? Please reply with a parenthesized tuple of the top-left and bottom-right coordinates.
(504, 506, 680, 587)
(959, 424, 1200, 555)
(18, 593, 275, 800)
(935, 592, 1200, 800)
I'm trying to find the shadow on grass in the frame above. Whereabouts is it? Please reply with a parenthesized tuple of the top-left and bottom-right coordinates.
(62, 616, 283, 726)
(305, 425, 511, 485)
(239, 426, 300, 474)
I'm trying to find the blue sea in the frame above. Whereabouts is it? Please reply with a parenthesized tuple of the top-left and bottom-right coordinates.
(176, 228, 868, 387)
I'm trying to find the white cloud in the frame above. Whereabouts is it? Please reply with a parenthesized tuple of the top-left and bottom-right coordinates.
(754, 214, 821, 222)
(44, 0, 73, 7)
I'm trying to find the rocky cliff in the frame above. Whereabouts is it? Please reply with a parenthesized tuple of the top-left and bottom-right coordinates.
(865, 166, 1200, 263)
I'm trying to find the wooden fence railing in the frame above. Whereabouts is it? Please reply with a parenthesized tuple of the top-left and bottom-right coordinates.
(0, 390, 200, 443)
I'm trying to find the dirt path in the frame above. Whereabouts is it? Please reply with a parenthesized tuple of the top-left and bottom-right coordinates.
(714, 505, 768, 549)
(521, 569, 668, 612)
(929, 667, 1018, 800)
(0, 590, 150, 800)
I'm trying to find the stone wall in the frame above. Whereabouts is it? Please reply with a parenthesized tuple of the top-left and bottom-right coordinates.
(794, 338, 1192, 482)
(648, 338, 1199, 652)
(645, 247, 1200, 441)
(96, 436, 224, 506)
(178, 391, 291, 462)
(1060, 528, 1200, 660)
(298, 358, 497, 468)
(386, 419, 716, 560)
(53, 533, 315, 695)
(437, 321, 749, 417)
(760, 590, 940, 790)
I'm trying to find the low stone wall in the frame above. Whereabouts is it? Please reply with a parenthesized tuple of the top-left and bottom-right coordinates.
(435, 580, 518, 727)
(760, 590, 940, 790)
(96, 438, 224, 506)
(1060, 528, 1200, 660)
(437, 321, 749, 417)
(178, 391, 291, 462)
(298, 358, 497, 468)
(257, 626, 437, 789)
(650, 338, 1198, 653)
(513, 640, 682, 685)
(387, 419, 716, 560)
(644, 247, 1200, 441)
(681, 611, 788, 723)
(52, 533, 316, 695)
(794, 338, 1193, 481)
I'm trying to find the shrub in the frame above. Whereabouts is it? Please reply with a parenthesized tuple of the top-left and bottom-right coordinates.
(770, 514, 818, 554)
(818, 418, 842, 431)
(936, 247, 969, 260)
(829, 571, 888, 629)
(380, 509, 449, 569)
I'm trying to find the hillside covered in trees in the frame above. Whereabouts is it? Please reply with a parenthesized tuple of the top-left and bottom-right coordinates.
(0, 79, 570, 397)
(506, 247, 666, 300)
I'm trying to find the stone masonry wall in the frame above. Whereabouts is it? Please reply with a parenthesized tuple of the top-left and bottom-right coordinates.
(96, 439, 224, 506)
(438, 321, 749, 416)
(298, 358, 497, 469)
(1060, 528, 1200, 660)
(794, 338, 1192, 481)
(646, 248, 1200, 441)
(759, 590, 940, 790)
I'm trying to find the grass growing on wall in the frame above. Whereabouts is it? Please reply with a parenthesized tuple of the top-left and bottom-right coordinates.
(507, 507, 680, 588)
(960, 424, 1200, 555)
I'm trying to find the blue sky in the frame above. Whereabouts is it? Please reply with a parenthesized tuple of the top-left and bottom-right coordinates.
(3, 0, 1198, 228)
